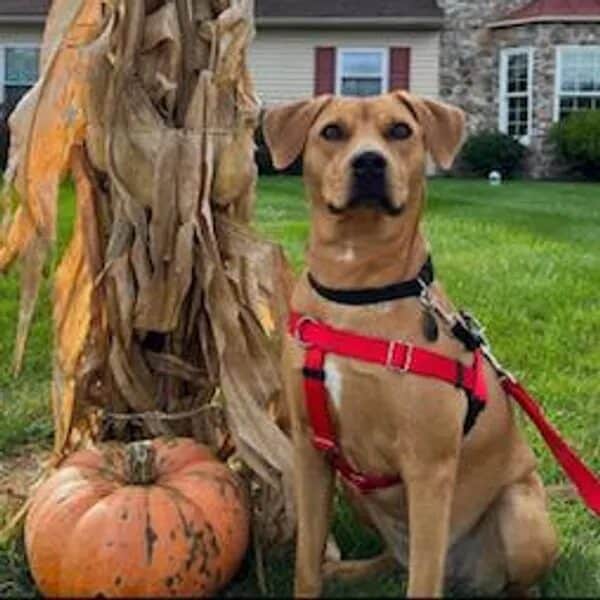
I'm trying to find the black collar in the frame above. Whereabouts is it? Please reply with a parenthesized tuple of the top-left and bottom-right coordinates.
(308, 256, 434, 306)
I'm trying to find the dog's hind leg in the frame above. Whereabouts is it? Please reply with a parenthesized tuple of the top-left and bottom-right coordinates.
(449, 470, 558, 596)
(496, 471, 558, 596)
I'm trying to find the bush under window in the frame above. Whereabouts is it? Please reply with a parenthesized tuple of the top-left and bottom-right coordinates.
(549, 110, 600, 179)
(457, 130, 527, 179)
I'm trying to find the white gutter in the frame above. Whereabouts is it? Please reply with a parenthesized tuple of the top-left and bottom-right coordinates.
(489, 14, 600, 28)
(256, 16, 444, 30)
(0, 15, 46, 24)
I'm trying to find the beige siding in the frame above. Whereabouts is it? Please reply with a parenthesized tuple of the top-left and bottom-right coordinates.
(0, 23, 43, 45)
(0, 24, 440, 106)
(249, 28, 440, 106)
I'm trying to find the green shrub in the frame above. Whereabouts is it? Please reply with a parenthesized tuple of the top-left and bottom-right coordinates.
(457, 130, 527, 178)
(550, 110, 600, 179)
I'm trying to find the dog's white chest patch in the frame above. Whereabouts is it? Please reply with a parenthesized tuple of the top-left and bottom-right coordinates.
(376, 301, 394, 313)
(339, 244, 356, 263)
(324, 357, 344, 410)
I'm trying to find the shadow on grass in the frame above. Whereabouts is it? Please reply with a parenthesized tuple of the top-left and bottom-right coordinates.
(0, 536, 38, 599)
(224, 497, 405, 598)
(2, 502, 598, 598)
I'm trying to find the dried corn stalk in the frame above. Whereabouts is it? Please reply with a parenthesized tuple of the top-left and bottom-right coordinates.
(0, 0, 295, 545)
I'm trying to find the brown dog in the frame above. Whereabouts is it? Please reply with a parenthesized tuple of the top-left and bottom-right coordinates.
(263, 92, 558, 598)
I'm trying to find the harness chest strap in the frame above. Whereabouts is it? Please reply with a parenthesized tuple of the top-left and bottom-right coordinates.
(290, 312, 600, 517)
(303, 345, 404, 492)
(290, 312, 488, 494)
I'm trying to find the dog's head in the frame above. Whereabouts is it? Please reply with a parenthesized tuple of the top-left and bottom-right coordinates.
(263, 92, 465, 218)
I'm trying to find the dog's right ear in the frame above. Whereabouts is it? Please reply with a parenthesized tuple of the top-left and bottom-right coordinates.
(263, 95, 333, 170)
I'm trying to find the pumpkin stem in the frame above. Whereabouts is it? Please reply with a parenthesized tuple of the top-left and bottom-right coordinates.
(124, 441, 158, 485)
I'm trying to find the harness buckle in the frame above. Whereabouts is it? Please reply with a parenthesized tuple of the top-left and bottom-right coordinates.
(418, 279, 433, 307)
(294, 316, 318, 348)
(386, 341, 414, 373)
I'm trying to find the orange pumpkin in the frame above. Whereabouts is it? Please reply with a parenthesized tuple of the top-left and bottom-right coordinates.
(25, 437, 250, 598)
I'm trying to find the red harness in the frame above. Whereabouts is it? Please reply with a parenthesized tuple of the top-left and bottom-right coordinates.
(290, 312, 600, 517)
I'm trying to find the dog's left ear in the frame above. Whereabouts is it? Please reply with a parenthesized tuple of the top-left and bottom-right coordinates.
(395, 91, 466, 170)
(263, 95, 333, 170)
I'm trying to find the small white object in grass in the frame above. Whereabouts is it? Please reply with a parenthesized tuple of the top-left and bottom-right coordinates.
(489, 170, 502, 186)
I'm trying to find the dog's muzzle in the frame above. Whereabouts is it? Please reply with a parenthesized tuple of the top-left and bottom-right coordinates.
(338, 151, 403, 216)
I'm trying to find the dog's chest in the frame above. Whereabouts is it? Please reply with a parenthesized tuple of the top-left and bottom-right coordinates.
(324, 356, 344, 410)
(323, 355, 391, 414)
(322, 351, 413, 412)
(320, 354, 408, 454)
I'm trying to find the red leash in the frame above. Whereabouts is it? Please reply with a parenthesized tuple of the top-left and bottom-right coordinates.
(501, 377, 600, 517)
(291, 312, 600, 516)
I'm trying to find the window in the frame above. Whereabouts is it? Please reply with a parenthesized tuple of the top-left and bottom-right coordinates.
(1, 45, 40, 110)
(499, 48, 533, 144)
(555, 46, 600, 120)
(337, 49, 388, 97)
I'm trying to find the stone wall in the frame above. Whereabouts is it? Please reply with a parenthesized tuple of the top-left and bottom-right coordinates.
(437, 0, 526, 129)
(438, 0, 600, 177)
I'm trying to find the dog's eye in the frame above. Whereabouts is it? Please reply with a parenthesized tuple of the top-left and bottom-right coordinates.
(386, 122, 413, 141)
(321, 123, 346, 142)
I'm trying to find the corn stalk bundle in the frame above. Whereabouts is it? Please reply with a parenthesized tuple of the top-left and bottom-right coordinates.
(0, 0, 295, 546)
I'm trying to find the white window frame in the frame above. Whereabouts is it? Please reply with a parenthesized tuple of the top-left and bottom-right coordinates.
(335, 48, 389, 97)
(499, 47, 534, 145)
(554, 45, 600, 122)
(0, 43, 41, 104)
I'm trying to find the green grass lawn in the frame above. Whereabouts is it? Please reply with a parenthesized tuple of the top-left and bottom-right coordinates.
(1, 176, 599, 597)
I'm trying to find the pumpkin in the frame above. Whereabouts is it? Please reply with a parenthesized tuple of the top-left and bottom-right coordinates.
(25, 437, 250, 598)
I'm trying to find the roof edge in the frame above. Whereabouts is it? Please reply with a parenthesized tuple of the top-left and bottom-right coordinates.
(0, 13, 444, 31)
(256, 16, 444, 31)
(489, 14, 600, 28)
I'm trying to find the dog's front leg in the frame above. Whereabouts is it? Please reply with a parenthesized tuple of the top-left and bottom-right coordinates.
(405, 460, 458, 598)
(292, 429, 335, 598)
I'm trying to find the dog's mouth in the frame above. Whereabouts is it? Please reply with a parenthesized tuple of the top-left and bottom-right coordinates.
(327, 200, 405, 217)
(328, 179, 405, 217)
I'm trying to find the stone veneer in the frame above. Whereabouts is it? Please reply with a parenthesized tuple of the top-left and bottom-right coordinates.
(438, 0, 600, 177)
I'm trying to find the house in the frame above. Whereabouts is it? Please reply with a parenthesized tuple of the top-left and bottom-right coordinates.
(0, 1, 46, 111)
(438, 0, 600, 176)
(252, 0, 443, 103)
(1, 0, 600, 177)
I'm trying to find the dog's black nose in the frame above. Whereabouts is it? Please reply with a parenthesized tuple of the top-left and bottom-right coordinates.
(352, 151, 387, 177)
(348, 150, 396, 215)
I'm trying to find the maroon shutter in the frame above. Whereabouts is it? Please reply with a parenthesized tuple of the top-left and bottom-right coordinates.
(389, 47, 411, 91)
(314, 47, 336, 96)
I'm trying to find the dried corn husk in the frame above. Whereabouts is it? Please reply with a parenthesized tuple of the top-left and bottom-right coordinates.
(0, 0, 295, 546)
